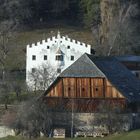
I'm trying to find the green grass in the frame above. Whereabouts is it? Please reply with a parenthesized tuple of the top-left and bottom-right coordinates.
(1, 130, 140, 140)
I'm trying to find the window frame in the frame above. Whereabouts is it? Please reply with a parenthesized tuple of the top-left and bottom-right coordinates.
(44, 55, 47, 60)
(71, 55, 74, 61)
(32, 55, 36, 60)
(32, 68, 36, 73)
(57, 68, 61, 73)
(56, 55, 64, 61)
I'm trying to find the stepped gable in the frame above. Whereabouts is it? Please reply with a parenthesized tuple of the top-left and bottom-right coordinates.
(27, 32, 91, 48)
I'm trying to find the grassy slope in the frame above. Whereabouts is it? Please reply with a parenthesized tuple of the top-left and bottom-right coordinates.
(1, 130, 140, 140)
(8, 26, 93, 70)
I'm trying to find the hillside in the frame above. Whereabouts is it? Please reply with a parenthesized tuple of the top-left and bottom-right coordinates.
(8, 26, 94, 70)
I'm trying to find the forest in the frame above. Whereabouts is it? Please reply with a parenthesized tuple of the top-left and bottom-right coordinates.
(0, 0, 100, 27)
(0, 0, 140, 56)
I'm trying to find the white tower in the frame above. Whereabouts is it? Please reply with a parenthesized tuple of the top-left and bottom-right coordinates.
(26, 32, 92, 90)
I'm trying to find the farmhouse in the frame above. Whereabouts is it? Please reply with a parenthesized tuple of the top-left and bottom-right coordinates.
(26, 32, 92, 90)
(43, 53, 140, 112)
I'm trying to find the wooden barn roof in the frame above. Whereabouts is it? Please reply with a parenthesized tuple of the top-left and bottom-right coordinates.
(45, 53, 140, 102)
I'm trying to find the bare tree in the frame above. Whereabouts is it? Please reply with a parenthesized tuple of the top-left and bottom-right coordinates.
(0, 81, 11, 109)
(0, 21, 17, 78)
(2, 98, 53, 138)
(94, 1, 139, 56)
(28, 64, 57, 93)
(11, 80, 25, 101)
(106, 1, 137, 56)
(0, 20, 18, 109)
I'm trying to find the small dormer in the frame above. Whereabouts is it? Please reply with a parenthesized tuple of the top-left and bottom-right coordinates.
(55, 48, 64, 61)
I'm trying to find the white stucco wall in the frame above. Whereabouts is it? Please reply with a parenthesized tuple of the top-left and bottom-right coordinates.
(26, 32, 91, 90)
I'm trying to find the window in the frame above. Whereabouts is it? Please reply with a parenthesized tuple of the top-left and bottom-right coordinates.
(68, 87, 71, 91)
(32, 55, 36, 60)
(57, 68, 61, 73)
(67, 46, 70, 49)
(47, 46, 50, 49)
(71, 56, 74, 61)
(56, 55, 63, 61)
(44, 68, 47, 73)
(95, 88, 98, 92)
(82, 88, 85, 91)
(44, 55, 47, 60)
(32, 68, 36, 73)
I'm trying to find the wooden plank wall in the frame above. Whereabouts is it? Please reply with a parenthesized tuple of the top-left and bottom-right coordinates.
(47, 78, 124, 99)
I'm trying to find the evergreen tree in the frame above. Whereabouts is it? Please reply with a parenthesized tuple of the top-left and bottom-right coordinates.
(80, 0, 100, 27)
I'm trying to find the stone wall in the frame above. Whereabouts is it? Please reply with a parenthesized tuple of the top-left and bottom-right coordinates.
(52, 112, 140, 134)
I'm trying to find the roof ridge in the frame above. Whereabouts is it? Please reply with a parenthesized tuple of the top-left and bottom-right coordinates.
(85, 54, 106, 77)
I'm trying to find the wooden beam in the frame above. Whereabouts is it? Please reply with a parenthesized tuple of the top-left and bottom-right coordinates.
(75, 78, 77, 98)
(103, 78, 106, 98)
(90, 78, 92, 98)
(62, 78, 64, 97)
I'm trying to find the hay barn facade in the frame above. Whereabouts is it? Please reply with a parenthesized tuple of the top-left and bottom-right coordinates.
(43, 54, 140, 112)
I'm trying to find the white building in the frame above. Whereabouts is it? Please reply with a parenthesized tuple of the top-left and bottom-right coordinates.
(26, 32, 91, 90)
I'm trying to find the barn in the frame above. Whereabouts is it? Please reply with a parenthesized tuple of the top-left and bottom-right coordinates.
(42, 53, 140, 112)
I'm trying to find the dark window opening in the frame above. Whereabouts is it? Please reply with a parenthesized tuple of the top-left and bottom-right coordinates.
(82, 88, 85, 91)
(47, 46, 50, 49)
(68, 87, 71, 91)
(71, 56, 74, 61)
(95, 88, 98, 92)
(91, 49, 96, 54)
(44, 55, 47, 60)
(67, 46, 70, 49)
(32, 55, 36, 60)
(44, 68, 47, 73)
(32, 68, 36, 73)
(57, 68, 61, 73)
(56, 55, 63, 61)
